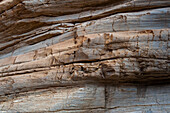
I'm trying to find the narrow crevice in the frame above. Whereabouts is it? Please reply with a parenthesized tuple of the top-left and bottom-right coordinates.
(71, 6, 170, 23)
(13, 5, 170, 24)
(63, 56, 168, 66)
(0, 56, 168, 76)
(104, 84, 109, 111)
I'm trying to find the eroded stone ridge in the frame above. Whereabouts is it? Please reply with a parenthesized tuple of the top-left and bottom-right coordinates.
(0, 0, 169, 112)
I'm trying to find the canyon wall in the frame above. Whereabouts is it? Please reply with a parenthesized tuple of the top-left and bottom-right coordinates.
(0, 0, 170, 112)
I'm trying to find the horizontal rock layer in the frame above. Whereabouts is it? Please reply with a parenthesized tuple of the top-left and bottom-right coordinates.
(0, 0, 170, 112)
(0, 84, 170, 112)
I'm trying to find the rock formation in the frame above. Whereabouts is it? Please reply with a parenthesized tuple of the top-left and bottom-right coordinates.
(0, 0, 170, 112)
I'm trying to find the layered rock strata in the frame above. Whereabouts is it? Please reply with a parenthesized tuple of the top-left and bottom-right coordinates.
(0, 0, 170, 112)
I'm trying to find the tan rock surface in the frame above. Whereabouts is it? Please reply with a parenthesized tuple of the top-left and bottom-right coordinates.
(0, 0, 170, 112)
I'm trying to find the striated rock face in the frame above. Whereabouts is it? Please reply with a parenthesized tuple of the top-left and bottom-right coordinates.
(0, 0, 170, 112)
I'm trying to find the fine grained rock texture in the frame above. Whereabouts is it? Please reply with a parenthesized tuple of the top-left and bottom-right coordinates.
(0, 0, 170, 112)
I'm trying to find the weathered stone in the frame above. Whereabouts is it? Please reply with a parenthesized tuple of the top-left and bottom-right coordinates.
(0, 0, 169, 112)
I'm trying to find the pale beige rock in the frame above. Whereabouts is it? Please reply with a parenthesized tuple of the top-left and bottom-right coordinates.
(0, 0, 169, 112)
